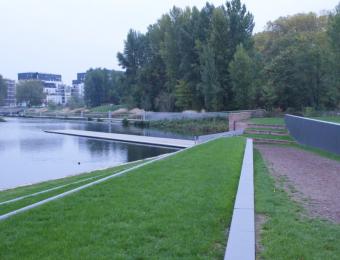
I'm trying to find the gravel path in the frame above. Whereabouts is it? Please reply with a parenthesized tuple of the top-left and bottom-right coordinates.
(256, 144, 340, 223)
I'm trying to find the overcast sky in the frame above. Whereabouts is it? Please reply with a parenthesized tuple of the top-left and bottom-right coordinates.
(0, 0, 338, 84)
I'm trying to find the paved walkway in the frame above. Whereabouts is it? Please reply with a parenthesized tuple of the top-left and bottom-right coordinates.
(45, 129, 195, 148)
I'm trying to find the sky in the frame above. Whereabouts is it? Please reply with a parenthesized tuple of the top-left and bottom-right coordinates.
(0, 0, 338, 85)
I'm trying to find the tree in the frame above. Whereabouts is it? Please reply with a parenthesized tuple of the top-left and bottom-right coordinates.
(117, 30, 147, 107)
(226, 0, 255, 54)
(328, 3, 340, 55)
(16, 80, 45, 106)
(199, 45, 221, 111)
(229, 45, 254, 109)
(327, 3, 340, 106)
(255, 13, 328, 61)
(175, 80, 193, 110)
(265, 40, 337, 111)
(84, 69, 123, 107)
(0, 75, 7, 106)
(67, 96, 84, 109)
(205, 7, 230, 110)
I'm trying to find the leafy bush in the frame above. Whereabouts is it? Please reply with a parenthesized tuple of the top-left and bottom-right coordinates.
(90, 104, 127, 113)
(122, 118, 129, 127)
(148, 117, 228, 136)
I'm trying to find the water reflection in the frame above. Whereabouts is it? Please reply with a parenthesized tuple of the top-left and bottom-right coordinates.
(20, 137, 63, 152)
(0, 118, 177, 190)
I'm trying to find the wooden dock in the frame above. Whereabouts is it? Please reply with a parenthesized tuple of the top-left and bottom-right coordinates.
(45, 129, 195, 148)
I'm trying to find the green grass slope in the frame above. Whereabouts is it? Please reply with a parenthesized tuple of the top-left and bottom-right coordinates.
(0, 137, 245, 259)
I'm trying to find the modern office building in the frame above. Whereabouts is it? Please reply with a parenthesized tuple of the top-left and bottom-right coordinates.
(71, 73, 86, 98)
(18, 72, 71, 105)
(18, 72, 62, 83)
(4, 79, 16, 107)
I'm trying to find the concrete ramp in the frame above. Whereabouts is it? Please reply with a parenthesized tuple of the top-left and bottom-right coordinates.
(45, 129, 195, 148)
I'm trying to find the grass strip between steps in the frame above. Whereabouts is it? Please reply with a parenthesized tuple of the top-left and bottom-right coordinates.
(246, 127, 288, 133)
(243, 133, 294, 141)
(249, 117, 285, 126)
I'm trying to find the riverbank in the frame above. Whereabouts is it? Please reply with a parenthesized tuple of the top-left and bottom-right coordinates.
(0, 137, 245, 258)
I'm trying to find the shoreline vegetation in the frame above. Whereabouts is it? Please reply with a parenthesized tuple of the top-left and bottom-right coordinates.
(135, 117, 229, 136)
(0, 137, 245, 259)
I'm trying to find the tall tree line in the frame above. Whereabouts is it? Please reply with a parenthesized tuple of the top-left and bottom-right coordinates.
(117, 0, 254, 111)
(254, 6, 340, 111)
(84, 1, 340, 112)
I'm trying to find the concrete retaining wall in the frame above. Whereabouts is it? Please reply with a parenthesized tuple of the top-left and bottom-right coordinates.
(224, 138, 254, 260)
(228, 112, 252, 131)
(285, 114, 340, 155)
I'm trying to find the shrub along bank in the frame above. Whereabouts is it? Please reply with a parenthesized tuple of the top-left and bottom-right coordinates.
(142, 117, 229, 136)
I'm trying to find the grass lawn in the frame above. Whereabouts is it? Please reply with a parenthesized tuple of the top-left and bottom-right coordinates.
(311, 116, 340, 124)
(254, 150, 340, 259)
(0, 160, 146, 215)
(0, 137, 245, 259)
(249, 117, 285, 126)
(246, 127, 288, 133)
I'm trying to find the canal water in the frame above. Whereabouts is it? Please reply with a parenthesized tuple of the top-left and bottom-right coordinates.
(0, 118, 189, 190)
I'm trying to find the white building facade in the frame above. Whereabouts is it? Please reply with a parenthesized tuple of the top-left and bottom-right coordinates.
(4, 79, 16, 107)
(71, 73, 86, 99)
(18, 72, 71, 105)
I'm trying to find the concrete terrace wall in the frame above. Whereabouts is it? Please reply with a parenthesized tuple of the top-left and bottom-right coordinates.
(228, 112, 252, 131)
(285, 114, 340, 155)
